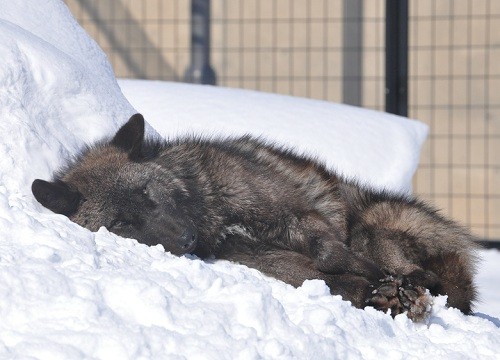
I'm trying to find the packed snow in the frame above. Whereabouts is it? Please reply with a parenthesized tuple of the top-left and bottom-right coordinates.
(0, 1, 499, 359)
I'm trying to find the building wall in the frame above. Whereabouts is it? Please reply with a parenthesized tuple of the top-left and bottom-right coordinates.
(63, 0, 500, 241)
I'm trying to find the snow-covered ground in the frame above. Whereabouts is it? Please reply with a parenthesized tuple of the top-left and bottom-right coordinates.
(0, 1, 499, 358)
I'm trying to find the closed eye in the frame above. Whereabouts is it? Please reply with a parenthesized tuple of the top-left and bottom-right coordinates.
(109, 219, 132, 229)
(132, 181, 151, 198)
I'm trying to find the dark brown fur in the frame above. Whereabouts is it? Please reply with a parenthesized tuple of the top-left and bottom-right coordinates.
(32, 114, 479, 321)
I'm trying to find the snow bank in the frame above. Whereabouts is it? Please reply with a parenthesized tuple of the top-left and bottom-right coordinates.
(0, 1, 499, 359)
(0, 0, 136, 190)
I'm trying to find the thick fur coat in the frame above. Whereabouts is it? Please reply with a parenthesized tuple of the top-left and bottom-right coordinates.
(32, 114, 479, 321)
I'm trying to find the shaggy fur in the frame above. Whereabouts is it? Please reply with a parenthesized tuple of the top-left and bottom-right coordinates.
(32, 114, 479, 321)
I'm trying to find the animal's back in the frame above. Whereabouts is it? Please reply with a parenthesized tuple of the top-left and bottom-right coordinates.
(156, 135, 345, 217)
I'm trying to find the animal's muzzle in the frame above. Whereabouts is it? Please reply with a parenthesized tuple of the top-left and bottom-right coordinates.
(177, 226, 198, 254)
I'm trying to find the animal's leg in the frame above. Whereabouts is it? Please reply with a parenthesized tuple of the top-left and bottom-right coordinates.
(288, 211, 385, 281)
(218, 246, 374, 308)
(217, 237, 432, 321)
(421, 252, 476, 314)
(350, 227, 441, 287)
(349, 222, 477, 315)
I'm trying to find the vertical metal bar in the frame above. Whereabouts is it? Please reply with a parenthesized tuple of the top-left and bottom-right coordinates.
(385, 0, 408, 116)
(184, 0, 216, 84)
(343, 0, 363, 106)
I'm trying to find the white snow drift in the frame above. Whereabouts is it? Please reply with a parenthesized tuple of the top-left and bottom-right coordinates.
(0, 1, 499, 359)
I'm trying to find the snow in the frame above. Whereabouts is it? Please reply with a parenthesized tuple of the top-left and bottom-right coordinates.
(0, 0, 499, 359)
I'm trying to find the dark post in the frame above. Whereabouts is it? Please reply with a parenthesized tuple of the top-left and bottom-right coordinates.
(385, 0, 408, 116)
(342, 0, 363, 107)
(184, 0, 216, 85)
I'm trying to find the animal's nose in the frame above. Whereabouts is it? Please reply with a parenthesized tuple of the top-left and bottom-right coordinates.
(178, 226, 197, 253)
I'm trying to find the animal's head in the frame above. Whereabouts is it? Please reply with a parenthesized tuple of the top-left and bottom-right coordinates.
(32, 113, 198, 255)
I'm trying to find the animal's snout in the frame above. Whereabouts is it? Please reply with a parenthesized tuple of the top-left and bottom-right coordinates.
(177, 226, 198, 253)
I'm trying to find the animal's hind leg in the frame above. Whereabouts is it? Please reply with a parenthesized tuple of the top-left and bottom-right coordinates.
(288, 211, 385, 281)
(350, 227, 442, 288)
(350, 223, 477, 315)
(422, 252, 476, 314)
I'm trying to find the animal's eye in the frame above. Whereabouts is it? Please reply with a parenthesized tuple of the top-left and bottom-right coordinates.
(133, 182, 149, 197)
(109, 219, 132, 229)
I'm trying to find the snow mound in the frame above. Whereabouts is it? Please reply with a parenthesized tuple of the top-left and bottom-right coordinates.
(0, 1, 499, 359)
(0, 0, 136, 191)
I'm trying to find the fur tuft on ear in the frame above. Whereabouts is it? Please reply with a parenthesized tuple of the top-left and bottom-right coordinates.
(32, 179, 82, 216)
(111, 113, 145, 159)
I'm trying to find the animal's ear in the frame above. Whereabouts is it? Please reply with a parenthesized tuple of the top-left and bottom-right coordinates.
(111, 113, 145, 158)
(31, 179, 82, 216)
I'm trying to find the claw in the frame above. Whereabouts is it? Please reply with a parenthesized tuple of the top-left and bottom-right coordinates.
(403, 289, 418, 301)
(377, 284, 398, 297)
(367, 293, 389, 308)
(366, 274, 431, 322)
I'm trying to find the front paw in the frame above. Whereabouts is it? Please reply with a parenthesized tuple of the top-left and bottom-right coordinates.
(366, 275, 432, 322)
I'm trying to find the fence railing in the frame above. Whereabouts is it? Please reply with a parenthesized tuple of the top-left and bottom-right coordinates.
(185, 0, 409, 116)
(184, 0, 216, 84)
(385, 0, 408, 117)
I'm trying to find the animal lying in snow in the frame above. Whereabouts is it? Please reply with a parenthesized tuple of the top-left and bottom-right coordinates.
(32, 113, 479, 321)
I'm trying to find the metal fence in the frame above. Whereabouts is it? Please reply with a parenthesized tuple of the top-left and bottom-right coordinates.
(63, 0, 499, 244)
